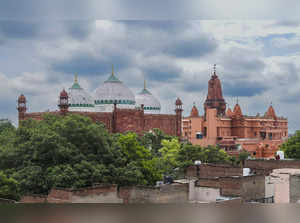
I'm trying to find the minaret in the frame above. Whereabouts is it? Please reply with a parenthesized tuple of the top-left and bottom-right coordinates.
(175, 97, 183, 138)
(58, 89, 69, 115)
(203, 64, 226, 116)
(17, 94, 27, 122)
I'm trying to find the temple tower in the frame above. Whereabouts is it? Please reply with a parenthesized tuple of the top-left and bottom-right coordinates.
(204, 64, 226, 116)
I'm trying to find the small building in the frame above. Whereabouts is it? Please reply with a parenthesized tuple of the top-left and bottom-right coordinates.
(266, 169, 300, 203)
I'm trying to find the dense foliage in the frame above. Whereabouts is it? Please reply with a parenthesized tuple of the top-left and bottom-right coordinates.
(281, 131, 300, 159)
(0, 114, 231, 199)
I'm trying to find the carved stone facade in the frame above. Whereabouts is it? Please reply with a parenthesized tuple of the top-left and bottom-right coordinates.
(182, 67, 288, 158)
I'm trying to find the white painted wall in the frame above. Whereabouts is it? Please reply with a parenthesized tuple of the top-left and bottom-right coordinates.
(189, 180, 220, 202)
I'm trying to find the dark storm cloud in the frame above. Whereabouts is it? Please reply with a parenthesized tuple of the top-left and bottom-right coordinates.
(63, 21, 95, 40)
(2, 0, 300, 20)
(272, 21, 300, 27)
(165, 37, 218, 58)
(0, 21, 39, 39)
(275, 62, 299, 85)
(183, 81, 206, 93)
(51, 52, 131, 76)
(223, 81, 268, 97)
(119, 20, 188, 33)
(223, 57, 265, 74)
(143, 63, 182, 82)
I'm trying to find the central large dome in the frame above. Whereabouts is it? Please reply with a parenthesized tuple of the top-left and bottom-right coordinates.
(94, 69, 136, 112)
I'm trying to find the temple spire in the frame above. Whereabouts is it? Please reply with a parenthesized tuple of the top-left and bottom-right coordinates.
(144, 77, 146, 90)
(112, 64, 114, 76)
(204, 64, 226, 116)
(75, 74, 78, 83)
(213, 64, 217, 75)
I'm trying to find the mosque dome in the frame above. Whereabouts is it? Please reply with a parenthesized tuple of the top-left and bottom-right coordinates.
(68, 75, 95, 112)
(135, 80, 161, 114)
(94, 67, 136, 112)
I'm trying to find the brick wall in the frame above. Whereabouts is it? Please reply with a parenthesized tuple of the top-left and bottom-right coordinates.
(47, 185, 122, 203)
(20, 184, 189, 204)
(118, 184, 189, 204)
(245, 160, 300, 175)
(20, 195, 47, 203)
(195, 175, 265, 200)
(186, 164, 243, 179)
(289, 175, 300, 203)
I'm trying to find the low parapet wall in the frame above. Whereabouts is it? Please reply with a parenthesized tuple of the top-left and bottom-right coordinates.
(186, 164, 242, 179)
(119, 183, 189, 204)
(20, 195, 47, 203)
(20, 183, 189, 204)
(245, 159, 300, 175)
(195, 175, 265, 201)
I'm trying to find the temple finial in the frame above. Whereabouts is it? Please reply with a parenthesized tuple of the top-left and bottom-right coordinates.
(144, 78, 146, 90)
(213, 64, 216, 75)
(112, 64, 114, 76)
(74, 74, 78, 83)
(236, 97, 239, 105)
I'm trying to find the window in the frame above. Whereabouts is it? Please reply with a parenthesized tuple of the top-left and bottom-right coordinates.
(196, 132, 203, 139)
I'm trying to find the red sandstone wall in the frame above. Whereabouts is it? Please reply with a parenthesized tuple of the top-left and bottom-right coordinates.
(144, 114, 177, 136)
(114, 109, 144, 134)
(73, 112, 113, 132)
(21, 108, 180, 137)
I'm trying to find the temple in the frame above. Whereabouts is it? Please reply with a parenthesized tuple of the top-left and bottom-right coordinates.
(17, 68, 182, 137)
(182, 65, 288, 158)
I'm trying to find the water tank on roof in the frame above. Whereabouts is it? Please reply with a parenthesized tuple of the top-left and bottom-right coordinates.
(276, 151, 284, 160)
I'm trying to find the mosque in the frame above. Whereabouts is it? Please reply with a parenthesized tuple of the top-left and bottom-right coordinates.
(17, 67, 182, 137)
(182, 65, 288, 158)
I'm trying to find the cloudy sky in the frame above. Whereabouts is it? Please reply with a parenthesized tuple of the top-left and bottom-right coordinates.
(1, 19, 300, 132)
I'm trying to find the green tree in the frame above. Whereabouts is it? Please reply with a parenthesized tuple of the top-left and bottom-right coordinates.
(0, 114, 116, 195)
(141, 129, 173, 156)
(238, 150, 250, 166)
(0, 171, 19, 200)
(281, 131, 300, 159)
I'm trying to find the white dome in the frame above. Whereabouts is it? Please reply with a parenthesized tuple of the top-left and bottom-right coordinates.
(68, 78, 95, 112)
(94, 72, 136, 112)
(135, 88, 161, 114)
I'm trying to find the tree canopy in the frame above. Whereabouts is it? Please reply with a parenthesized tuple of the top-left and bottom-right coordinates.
(281, 131, 300, 159)
(0, 114, 232, 199)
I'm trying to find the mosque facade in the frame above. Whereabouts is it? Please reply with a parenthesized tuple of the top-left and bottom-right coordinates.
(17, 69, 182, 137)
(182, 66, 288, 158)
